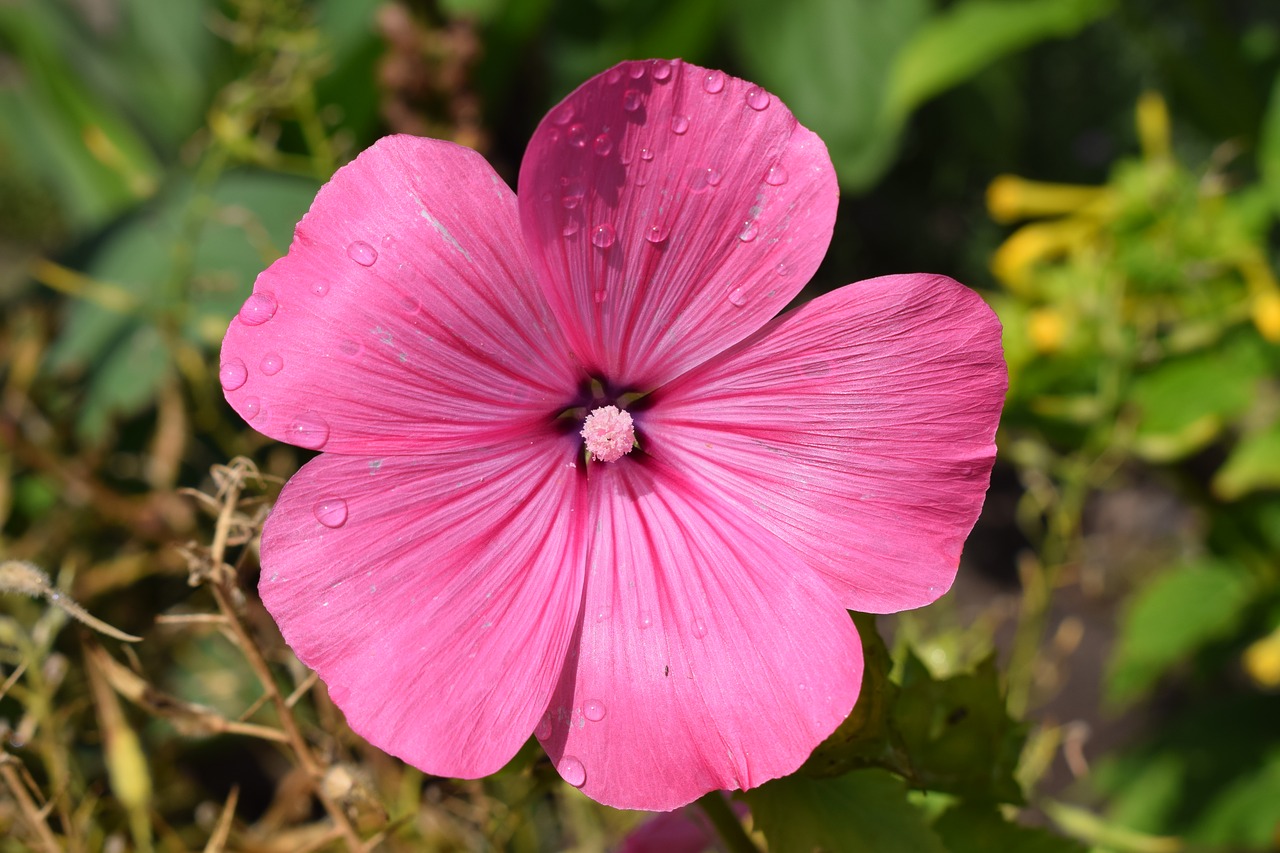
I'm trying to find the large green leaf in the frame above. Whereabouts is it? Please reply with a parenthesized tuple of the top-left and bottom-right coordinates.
(731, 0, 928, 191)
(745, 770, 946, 853)
(1105, 558, 1254, 707)
(887, 0, 1115, 120)
(894, 653, 1026, 804)
(1257, 71, 1280, 213)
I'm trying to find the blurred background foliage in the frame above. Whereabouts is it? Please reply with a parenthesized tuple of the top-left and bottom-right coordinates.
(1, 0, 1279, 850)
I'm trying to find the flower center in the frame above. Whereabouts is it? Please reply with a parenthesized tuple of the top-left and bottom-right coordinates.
(580, 405, 635, 463)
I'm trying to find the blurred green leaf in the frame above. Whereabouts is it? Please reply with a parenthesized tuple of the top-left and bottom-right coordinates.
(1129, 336, 1268, 462)
(1106, 559, 1253, 707)
(1262, 71, 1280, 213)
(894, 653, 1026, 804)
(1214, 423, 1280, 501)
(934, 804, 1086, 853)
(887, 0, 1115, 120)
(745, 770, 946, 853)
(1192, 747, 1280, 850)
(75, 324, 172, 443)
(732, 0, 928, 191)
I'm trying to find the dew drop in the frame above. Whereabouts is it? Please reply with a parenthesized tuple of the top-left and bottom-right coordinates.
(560, 755, 587, 788)
(623, 89, 642, 112)
(287, 414, 330, 450)
(640, 147, 655, 161)
(551, 103, 575, 126)
(703, 70, 725, 93)
(639, 610, 653, 629)
(338, 338, 362, 358)
(346, 240, 378, 266)
(745, 87, 770, 111)
(776, 262, 790, 276)
(606, 67, 623, 85)
(628, 63, 646, 79)
(644, 223, 669, 244)
(593, 288, 606, 304)
(314, 498, 348, 528)
(238, 291, 277, 326)
(728, 286, 748, 307)
(242, 397, 262, 420)
(692, 618, 708, 638)
(259, 353, 283, 376)
(671, 114, 690, 135)
(584, 700, 606, 722)
(567, 123, 588, 148)
(590, 223, 616, 249)
(310, 280, 330, 297)
(738, 220, 759, 242)
(652, 60, 673, 82)
(690, 166, 721, 193)
(398, 294, 420, 314)
(765, 164, 788, 186)
(381, 234, 397, 249)
(536, 715, 552, 740)
(219, 359, 247, 391)
(561, 179, 586, 209)
(593, 133, 613, 156)
(562, 219, 581, 237)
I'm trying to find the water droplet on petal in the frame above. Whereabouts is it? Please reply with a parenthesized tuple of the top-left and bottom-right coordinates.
(644, 223, 669, 244)
(623, 89, 642, 112)
(242, 397, 261, 420)
(536, 715, 552, 740)
(745, 87, 770, 110)
(652, 60, 673, 82)
(606, 67, 623, 85)
(692, 618, 708, 638)
(398, 294, 420, 314)
(766, 164, 788, 185)
(728, 286, 748, 307)
(593, 133, 613, 156)
(551, 103, 575, 125)
(311, 279, 330, 297)
(219, 359, 247, 391)
(639, 610, 653, 629)
(381, 234, 397, 249)
(314, 498, 348, 528)
(703, 70, 725, 93)
(238, 292, 277, 326)
(260, 352, 283, 376)
(671, 114, 690, 135)
(640, 147, 655, 161)
(338, 338, 362, 358)
(628, 63, 646, 79)
(567, 123, 588, 148)
(561, 179, 586, 209)
(584, 700, 606, 722)
(347, 240, 377, 266)
(738, 220, 759, 242)
(593, 288, 606, 304)
(562, 219, 581, 237)
(776, 261, 790, 276)
(287, 414, 330, 449)
(560, 755, 586, 788)
(690, 167, 721, 193)
(591, 223, 616, 249)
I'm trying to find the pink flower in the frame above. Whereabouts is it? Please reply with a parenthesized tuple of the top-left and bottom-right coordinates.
(220, 59, 1006, 811)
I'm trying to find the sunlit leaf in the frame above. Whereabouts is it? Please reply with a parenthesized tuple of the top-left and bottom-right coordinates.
(1214, 423, 1280, 501)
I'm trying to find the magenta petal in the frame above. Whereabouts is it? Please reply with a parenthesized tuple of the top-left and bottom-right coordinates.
(646, 274, 1007, 613)
(258, 431, 585, 778)
(518, 59, 838, 389)
(538, 461, 862, 811)
(221, 135, 578, 454)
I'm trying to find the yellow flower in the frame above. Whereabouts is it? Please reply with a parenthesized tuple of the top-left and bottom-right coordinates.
(1244, 625, 1280, 689)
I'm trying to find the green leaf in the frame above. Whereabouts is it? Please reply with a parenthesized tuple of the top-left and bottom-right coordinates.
(1106, 559, 1253, 707)
(887, 0, 1115, 119)
(745, 770, 945, 853)
(1129, 336, 1268, 462)
(1214, 422, 1280, 500)
(934, 804, 1086, 853)
(731, 0, 929, 191)
(803, 613, 911, 778)
(894, 653, 1026, 804)
(1193, 746, 1280, 849)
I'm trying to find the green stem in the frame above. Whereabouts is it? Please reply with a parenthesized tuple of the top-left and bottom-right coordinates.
(695, 791, 759, 853)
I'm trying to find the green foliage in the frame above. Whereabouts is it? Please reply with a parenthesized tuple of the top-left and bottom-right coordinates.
(933, 804, 1087, 853)
(1106, 559, 1255, 707)
(745, 770, 947, 853)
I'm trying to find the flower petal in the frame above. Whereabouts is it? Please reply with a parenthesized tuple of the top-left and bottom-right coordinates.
(645, 274, 1007, 613)
(538, 460, 862, 811)
(518, 59, 838, 390)
(258, 429, 585, 778)
(221, 135, 578, 454)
